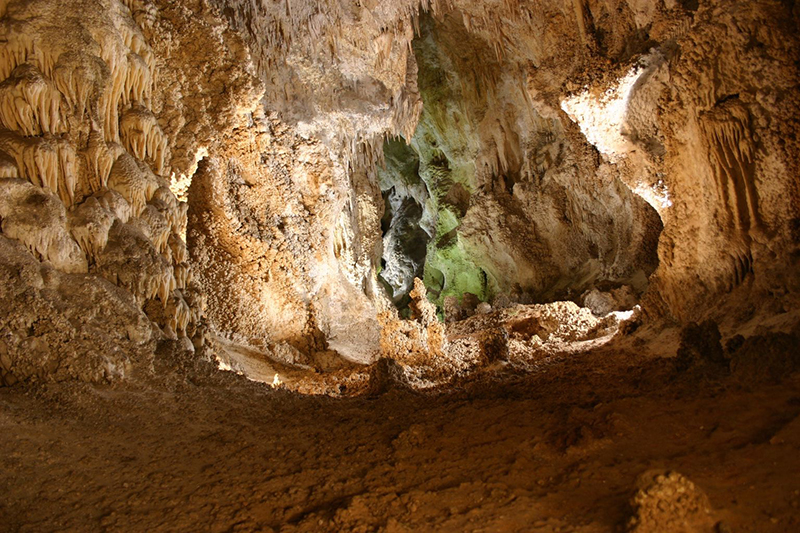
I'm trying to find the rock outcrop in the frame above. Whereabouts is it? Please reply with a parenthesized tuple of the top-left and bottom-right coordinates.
(0, 0, 258, 383)
(0, 0, 798, 383)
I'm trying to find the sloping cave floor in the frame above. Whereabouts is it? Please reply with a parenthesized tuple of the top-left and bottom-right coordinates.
(1, 342, 800, 533)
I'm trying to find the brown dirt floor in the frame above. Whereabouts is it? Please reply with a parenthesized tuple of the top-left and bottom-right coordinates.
(1, 346, 799, 532)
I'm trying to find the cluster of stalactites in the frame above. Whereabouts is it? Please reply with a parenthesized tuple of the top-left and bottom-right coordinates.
(0, 0, 198, 340)
(0, 131, 78, 206)
(0, 0, 164, 174)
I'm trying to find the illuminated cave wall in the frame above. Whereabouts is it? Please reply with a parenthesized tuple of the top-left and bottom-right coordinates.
(376, 13, 663, 315)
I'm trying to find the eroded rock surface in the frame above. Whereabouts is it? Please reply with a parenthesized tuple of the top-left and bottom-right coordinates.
(0, 0, 798, 384)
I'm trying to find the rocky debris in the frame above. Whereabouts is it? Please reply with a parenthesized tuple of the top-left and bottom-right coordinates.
(0, 235, 156, 385)
(582, 285, 639, 317)
(729, 332, 800, 384)
(627, 470, 715, 533)
(674, 321, 727, 373)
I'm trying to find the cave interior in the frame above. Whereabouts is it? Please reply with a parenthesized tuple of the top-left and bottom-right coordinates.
(0, 0, 799, 531)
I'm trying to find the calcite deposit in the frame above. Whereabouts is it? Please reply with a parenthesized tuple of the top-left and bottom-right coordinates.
(0, 0, 797, 394)
(1, 1, 800, 531)
(0, 0, 246, 383)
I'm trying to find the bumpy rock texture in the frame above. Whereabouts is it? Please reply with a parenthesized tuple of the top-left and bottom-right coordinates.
(0, 0, 259, 383)
(0, 0, 798, 383)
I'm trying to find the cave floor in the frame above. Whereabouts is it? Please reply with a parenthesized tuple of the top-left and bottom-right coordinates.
(1, 347, 799, 533)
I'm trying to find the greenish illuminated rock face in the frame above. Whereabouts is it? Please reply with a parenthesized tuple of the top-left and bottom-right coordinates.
(376, 139, 431, 308)
(377, 14, 497, 311)
(377, 12, 663, 316)
(376, 40, 487, 310)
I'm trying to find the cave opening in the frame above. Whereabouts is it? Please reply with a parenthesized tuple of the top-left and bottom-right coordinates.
(377, 11, 663, 320)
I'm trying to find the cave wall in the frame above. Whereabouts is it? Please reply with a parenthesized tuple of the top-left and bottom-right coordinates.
(558, 0, 800, 328)
(647, 1, 800, 327)
(0, 0, 797, 383)
(195, 0, 668, 360)
(0, 0, 260, 385)
(401, 12, 663, 311)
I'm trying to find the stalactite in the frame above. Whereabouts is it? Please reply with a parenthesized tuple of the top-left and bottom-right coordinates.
(166, 291, 192, 334)
(157, 270, 176, 305)
(55, 138, 78, 206)
(0, 31, 35, 82)
(173, 262, 192, 290)
(67, 196, 116, 262)
(0, 178, 87, 274)
(120, 21, 155, 73)
(168, 233, 188, 264)
(0, 64, 66, 137)
(107, 152, 161, 216)
(0, 131, 60, 198)
(374, 32, 395, 71)
(98, 51, 126, 143)
(139, 204, 171, 255)
(0, 149, 18, 178)
(151, 186, 186, 236)
(84, 132, 125, 193)
(97, 220, 175, 305)
(124, 52, 153, 106)
(97, 189, 132, 224)
(120, 105, 168, 176)
(700, 100, 760, 234)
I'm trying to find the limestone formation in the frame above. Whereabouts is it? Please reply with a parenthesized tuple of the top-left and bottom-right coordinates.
(0, 0, 797, 387)
(0, 0, 223, 384)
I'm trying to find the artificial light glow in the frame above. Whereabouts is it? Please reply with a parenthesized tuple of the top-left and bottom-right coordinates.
(560, 65, 647, 162)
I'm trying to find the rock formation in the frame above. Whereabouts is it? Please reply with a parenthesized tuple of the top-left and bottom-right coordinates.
(2, 2, 800, 532)
(0, 0, 798, 386)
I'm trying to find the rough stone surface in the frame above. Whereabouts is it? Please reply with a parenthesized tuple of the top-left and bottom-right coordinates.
(627, 470, 715, 533)
(0, 0, 798, 383)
